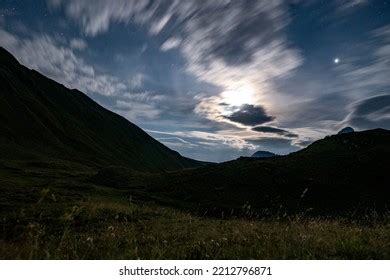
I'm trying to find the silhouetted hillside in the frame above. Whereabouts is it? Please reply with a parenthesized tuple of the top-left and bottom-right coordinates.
(129, 129, 390, 215)
(0, 47, 202, 172)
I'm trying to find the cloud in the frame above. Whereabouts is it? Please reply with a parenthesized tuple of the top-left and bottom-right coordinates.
(0, 29, 18, 49)
(0, 25, 169, 123)
(339, 25, 390, 95)
(3, 2, 309, 161)
(48, 0, 152, 36)
(271, 23, 390, 136)
(295, 138, 314, 148)
(147, 128, 258, 162)
(282, 23, 390, 141)
(148, 129, 256, 150)
(70, 38, 87, 50)
(48, 0, 302, 127)
(122, 91, 166, 103)
(247, 137, 291, 146)
(0, 28, 127, 97)
(31, 1, 376, 160)
(336, 0, 368, 12)
(346, 94, 390, 130)
(321, 25, 390, 133)
(224, 104, 275, 126)
(160, 37, 181, 52)
(112, 91, 168, 120)
(45, 1, 309, 160)
(114, 101, 161, 120)
(150, 13, 172, 35)
(178, 2, 301, 128)
(128, 73, 146, 89)
(246, 137, 300, 154)
(252, 126, 298, 138)
(277, 93, 352, 130)
(156, 137, 198, 148)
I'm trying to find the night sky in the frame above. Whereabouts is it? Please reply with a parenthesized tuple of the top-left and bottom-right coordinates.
(1, 0, 390, 162)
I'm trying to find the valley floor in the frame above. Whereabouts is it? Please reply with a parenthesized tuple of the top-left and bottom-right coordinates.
(0, 160, 389, 259)
(1, 198, 389, 259)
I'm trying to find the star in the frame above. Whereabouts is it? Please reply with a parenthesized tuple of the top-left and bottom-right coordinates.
(334, 58, 340, 64)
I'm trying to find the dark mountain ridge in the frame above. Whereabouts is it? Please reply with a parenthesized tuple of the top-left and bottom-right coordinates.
(128, 128, 390, 216)
(0, 47, 202, 172)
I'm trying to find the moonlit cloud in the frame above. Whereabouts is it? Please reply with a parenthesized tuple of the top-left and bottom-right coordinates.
(1, 1, 389, 162)
(224, 105, 275, 126)
(115, 101, 161, 120)
(0, 28, 125, 97)
(252, 126, 298, 138)
(44, 0, 303, 156)
(48, 1, 301, 111)
(340, 25, 390, 95)
(156, 137, 199, 148)
(0, 29, 18, 48)
(160, 37, 182, 52)
(336, 0, 368, 12)
(147, 128, 258, 162)
(345, 95, 390, 129)
(70, 38, 88, 50)
(128, 73, 146, 89)
(246, 137, 300, 155)
(48, 0, 151, 36)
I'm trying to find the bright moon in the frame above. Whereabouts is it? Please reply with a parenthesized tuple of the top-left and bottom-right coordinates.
(334, 58, 340, 64)
(221, 84, 255, 107)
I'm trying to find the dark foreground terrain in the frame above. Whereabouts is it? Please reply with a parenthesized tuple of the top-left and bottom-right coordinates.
(0, 160, 389, 259)
(1, 47, 390, 259)
(0, 154, 389, 260)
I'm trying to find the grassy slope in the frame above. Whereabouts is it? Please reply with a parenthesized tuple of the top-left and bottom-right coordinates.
(1, 159, 389, 259)
(0, 47, 202, 172)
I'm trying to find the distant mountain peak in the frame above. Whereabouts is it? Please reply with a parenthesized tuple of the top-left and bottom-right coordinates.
(251, 151, 277, 158)
(338, 127, 355, 134)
